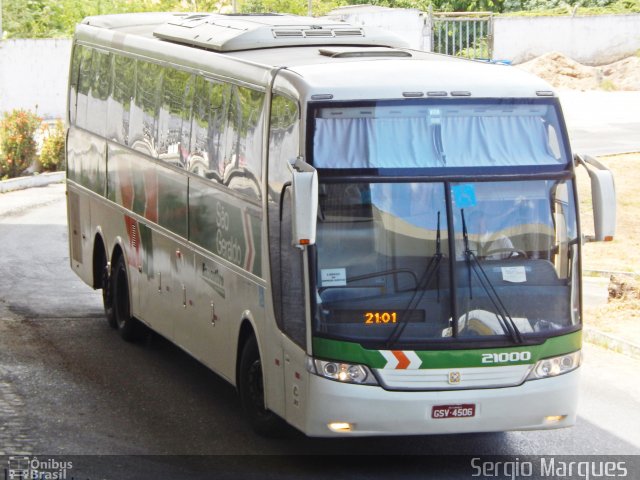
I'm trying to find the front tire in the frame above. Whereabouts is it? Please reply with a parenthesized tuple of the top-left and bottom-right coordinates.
(112, 255, 143, 342)
(238, 335, 283, 437)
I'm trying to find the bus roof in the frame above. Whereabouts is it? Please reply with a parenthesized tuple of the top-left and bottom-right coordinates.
(77, 12, 555, 100)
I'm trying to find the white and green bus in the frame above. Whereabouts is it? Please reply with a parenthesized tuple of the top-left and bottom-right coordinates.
(66, 12, 616, 437)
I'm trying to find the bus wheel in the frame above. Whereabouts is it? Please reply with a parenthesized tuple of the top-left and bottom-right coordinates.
(112, 255, 142, 342)
(103, 264, 117, 329)
(239, 335, 283, 437)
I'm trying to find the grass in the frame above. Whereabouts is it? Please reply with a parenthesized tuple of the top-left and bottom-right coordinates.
(577, 153, 640, 343)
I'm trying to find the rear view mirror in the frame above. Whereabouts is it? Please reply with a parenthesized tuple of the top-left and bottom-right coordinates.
(575, 154, 616, 242)
(287, 157, 318, 248)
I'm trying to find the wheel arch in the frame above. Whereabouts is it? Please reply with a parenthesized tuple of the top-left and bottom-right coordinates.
(92, 231, 108, 289)
(235, 316, 259, 389)
(109, 237, 127, 268)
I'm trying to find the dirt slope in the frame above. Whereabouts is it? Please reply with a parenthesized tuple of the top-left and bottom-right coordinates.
(517, 52, 640, 91)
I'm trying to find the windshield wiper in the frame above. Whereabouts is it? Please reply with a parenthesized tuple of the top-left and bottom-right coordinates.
(460, 209, 523, 344)
(386, 212, 443, 348)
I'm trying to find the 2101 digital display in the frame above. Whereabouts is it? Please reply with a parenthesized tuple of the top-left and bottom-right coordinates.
(364, 312, 398, 325)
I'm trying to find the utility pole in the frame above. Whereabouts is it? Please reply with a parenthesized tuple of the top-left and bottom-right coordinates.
(1, 0, 3, 41)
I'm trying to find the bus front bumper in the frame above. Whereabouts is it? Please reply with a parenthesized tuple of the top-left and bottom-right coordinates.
(302, 369, 580, 437)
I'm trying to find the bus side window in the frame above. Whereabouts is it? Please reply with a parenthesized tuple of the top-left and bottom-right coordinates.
(68, 44, 82, 125)
(225, 86, 264, 200)
(158, 67, 194, 168)
(76, 46, 93, 130)
(131, 60, 162, 157)
(189, 77, 230, 182)
(108, 54, 136, 146)
(267, 94, 304, 346)
(86, 49, 111, 138)
(279, 189, 306, 347)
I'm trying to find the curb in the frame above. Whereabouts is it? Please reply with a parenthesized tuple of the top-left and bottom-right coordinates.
(0, 171, 65, 193)
(584, 326, 640, 360)
(584, 269, 640, 280)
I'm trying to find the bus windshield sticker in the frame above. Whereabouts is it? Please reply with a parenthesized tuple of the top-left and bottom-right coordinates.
(501, 266, 527, 283)
(452, 184, 477, 208)
(321, 268, 347, 287)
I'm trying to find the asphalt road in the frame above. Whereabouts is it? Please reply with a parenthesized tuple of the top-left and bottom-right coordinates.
(1, 184, 639, 479)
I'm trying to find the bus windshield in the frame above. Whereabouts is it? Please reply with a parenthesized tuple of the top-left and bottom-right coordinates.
(309, 94, 580, 346)
(313, 179, 579, 346)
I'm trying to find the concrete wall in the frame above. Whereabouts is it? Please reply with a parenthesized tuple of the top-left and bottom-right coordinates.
(0, 39, 72, 119)
(326, 6, 428, 51)
(494, 14, 640, 65)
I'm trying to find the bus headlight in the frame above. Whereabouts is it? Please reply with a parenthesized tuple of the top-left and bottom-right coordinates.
(307, 358, 378, 385)
(527, 351, 581, 380)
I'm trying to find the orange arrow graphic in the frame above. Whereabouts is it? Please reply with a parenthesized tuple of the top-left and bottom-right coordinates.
(392, 350, 410, 369)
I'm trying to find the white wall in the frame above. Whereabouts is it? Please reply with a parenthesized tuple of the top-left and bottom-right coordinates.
(326, 6, 428, 51)
(0, 39, 72, 119)
(494, 14, 640, 65)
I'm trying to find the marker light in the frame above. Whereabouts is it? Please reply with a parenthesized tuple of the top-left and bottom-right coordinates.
(544, 415, 567, 424)
(527, 351, 581, 380)
(307, 358, 378, 385)
(328, 422, 354, 433)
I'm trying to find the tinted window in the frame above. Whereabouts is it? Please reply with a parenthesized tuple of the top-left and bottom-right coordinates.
(76, 46, 93, 128)
(130, 60, 162, 156)
(108, 54, 136, 145)
(268, 95, 298, 188)
(225, 86, 264, 199)
(189, 77, 231, 182)
(267, 94, 302, 344)
(69, 44, 83, 124)
(158, 67, 194, 168)
(86, 49, 111, 137)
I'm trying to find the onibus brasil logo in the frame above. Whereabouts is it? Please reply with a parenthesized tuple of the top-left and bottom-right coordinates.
(7, 456, 73, 480)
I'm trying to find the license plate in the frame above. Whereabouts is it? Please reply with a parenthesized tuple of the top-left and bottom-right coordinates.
(431, 404, 476, 419)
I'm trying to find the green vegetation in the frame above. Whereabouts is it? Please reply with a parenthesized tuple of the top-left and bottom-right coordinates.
(455, 37, 490, 59)
(39, 120, 65, 172)
(0, 111, 66, 179)
(2, 0, 638, 39)
(0, 109, 42, 180)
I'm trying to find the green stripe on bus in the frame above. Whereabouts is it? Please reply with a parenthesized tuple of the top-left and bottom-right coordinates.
(312, 331, 582, 369)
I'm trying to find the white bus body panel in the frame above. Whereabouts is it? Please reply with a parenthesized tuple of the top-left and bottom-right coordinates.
(301, 369, 580, 437)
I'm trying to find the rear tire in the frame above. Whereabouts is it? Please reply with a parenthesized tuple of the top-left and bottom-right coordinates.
(238, 335, 283, 437)
(112, 255, 143, 342)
